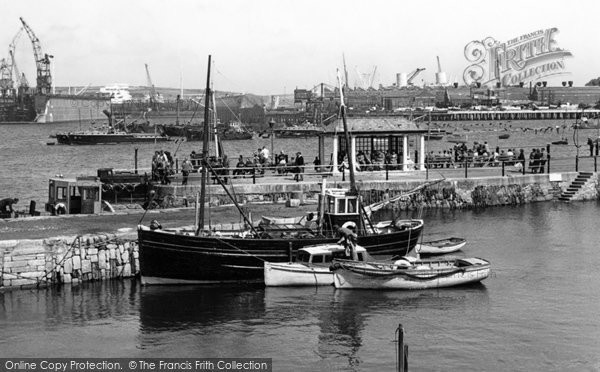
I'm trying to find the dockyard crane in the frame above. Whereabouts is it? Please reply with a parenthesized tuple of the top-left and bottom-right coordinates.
(19, 17, 53, 95)
(8, 28, 24, 88)
(407, 68, 425, 86)
(144, 63, 162, 110)
(0, 59, 12, 93)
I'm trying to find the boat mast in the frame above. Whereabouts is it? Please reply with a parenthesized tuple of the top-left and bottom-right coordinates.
(196, 55, 211, 235)
(337, 69, 357, 194)
(212, 88, 219, 158)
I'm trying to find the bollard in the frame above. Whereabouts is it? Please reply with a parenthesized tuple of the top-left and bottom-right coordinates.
(134, 148, 139, 174)
(253, 167, 256, 184)
(288, 242, 293, 263)
(464, 157, 468, 178)
(396, 324, 408, 372)
(595, 156, 598, 173)
(386, 164, 389, 181)
(501, 161, 505, 176)
(522, 160, 525, 175)
(342, 167, 345, 182)
(576, 156, 579, 172)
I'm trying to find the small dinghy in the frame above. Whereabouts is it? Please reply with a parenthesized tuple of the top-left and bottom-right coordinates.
(331, 257, 490, 290)
(416, 237, 466, 256)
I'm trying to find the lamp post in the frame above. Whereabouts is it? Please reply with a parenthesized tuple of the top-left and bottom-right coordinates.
(269, 119, 275, 165)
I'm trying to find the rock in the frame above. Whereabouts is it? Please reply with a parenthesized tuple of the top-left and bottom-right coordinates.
(81, 260, 92, 274)
(72, 256, 81, 270)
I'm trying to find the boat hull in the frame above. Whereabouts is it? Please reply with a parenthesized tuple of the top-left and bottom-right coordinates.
(332, 258, 490, 290)
(264, 262, 333, 286)
(137, 221, 423, 284)
(416, 237, 466, 255)
(56, 133, 170, 145)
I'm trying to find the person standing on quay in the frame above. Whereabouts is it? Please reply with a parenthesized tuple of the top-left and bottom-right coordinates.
(181, 158, 193, 186)
(294, 152, 304, 182)
(588, 137, 594, 157)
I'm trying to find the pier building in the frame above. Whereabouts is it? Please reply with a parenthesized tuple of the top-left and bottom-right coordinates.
(317, 117, 428, 173)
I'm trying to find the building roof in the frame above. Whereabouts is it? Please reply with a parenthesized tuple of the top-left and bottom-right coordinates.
(323, 116, 427, 135)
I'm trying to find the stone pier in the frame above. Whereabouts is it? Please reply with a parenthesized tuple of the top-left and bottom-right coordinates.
(1, 233, 138, 290)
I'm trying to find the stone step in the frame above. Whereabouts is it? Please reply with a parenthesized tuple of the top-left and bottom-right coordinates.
(572, 181, 586, 186)
(579, 172, 594, 176)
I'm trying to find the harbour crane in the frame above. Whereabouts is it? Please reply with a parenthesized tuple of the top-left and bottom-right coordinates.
(8, 27, 27, 91)
(0, 59, 12, 93)
(20, 17, 53, 95)
(407, 67, 425, 86)
(144, 63, 162, 109)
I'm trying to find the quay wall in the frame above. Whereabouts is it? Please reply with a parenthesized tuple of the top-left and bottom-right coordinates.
(2, 172, 599, 291)
(156, 172, 600, 209)
(0, 233, 138, 291)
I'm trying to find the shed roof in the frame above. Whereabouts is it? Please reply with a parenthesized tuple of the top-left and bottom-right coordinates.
(324, 117, 427, 135)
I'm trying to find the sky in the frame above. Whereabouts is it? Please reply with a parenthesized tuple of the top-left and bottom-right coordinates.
(2, 0, 599, 95)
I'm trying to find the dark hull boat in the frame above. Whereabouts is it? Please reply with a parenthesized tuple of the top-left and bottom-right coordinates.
(138, 220, 423, 284)
(56, 132, 170, 145)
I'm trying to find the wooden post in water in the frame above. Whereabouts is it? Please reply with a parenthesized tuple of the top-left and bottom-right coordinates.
(396, 324, 408, 372)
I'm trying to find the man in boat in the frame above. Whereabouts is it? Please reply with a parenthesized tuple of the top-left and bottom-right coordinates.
(0, 198, 19, 217)
(335, 224, 359, 261)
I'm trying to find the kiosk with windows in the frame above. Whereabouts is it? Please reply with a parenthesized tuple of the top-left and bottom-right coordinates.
(46, 176, 103, 215)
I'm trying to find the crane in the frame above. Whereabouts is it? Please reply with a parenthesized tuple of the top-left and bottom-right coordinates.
(0, 59, 12, 92)
(10, 50, 28, 91)
(407, 68, 425, 85)
(9, 28, 27, 91)
(144, 63, 162, 109)
(20, 17, 53, 95)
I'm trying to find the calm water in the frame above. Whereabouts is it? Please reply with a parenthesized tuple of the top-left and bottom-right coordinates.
(1, 202, 599, 371)
(1, 119, 598, 207)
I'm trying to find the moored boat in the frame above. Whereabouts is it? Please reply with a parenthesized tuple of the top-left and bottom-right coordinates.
(137, 57, 425, 285)
(416, 237, 466, 255)
(331, 257, 490, 290)
(56, 130, 170, 145)
(264, 244, 369, 287)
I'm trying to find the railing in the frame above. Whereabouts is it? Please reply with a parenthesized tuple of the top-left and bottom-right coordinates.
(151, 154, 598, 187)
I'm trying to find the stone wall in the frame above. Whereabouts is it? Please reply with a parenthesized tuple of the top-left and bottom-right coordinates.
(1, 233, 138, 290)
(155, 172, 587, 210)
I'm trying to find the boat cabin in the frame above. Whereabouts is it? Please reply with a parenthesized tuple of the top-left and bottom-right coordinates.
(321, 188, 362, 234)
(297, 244, 368, 264)
(45, 176, 103, 215)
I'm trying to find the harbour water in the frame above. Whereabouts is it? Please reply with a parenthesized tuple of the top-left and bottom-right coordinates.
(1, 118, 598, 208)
(1, 202, 599, 371)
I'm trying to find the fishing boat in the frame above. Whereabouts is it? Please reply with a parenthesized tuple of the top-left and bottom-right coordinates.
(137, 57, 425, 285)
(415, 237, 466, 256)
(264, 244, 369, 287)
(331, 257, 490, 290)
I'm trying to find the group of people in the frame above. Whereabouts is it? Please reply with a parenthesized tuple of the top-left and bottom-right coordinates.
(233, 149, 307, 181)
(424, 142, 548, 172)
(151, 150, 174, 185)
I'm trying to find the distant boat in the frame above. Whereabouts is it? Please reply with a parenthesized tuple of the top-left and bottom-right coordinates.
(55, 110, 170, 145)
(416, 237, 466, 256)
(498, 133, 510, 139)
(331, 257, 491, 290)
(551, 139, 568, 145)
